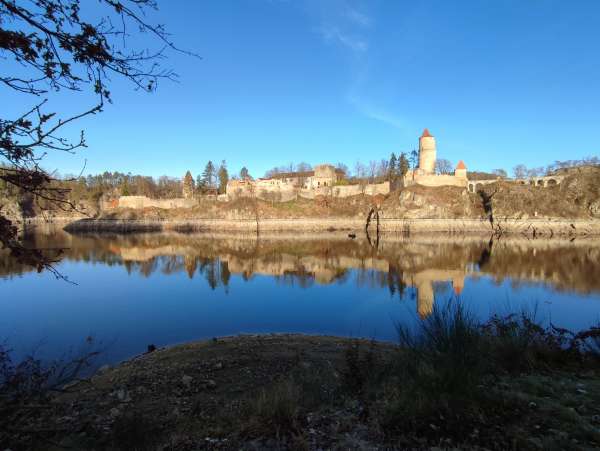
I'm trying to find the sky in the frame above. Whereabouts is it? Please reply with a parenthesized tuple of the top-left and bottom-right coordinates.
(5, 0, 600, 179)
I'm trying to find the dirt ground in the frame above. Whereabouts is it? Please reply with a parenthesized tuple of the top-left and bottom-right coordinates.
(4, 334, 600, 450)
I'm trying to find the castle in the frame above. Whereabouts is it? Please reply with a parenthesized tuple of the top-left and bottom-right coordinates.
(225, 129, 468, 201)
(403, 129, 468, 188)
(226, 164, 389, 200)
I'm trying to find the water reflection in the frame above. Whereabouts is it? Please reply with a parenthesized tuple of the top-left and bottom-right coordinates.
(3, 227, 600, 320)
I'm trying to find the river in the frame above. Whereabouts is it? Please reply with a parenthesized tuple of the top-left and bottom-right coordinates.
(1, 226, 600, 365)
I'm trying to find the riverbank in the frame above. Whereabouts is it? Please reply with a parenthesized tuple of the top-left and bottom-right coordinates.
(61, 216, 600, 236)
(3, 312, 600, 450)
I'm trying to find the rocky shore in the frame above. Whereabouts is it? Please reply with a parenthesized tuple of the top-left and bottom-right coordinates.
(61, 216, 600, 236)
(3, 332, 600, 450)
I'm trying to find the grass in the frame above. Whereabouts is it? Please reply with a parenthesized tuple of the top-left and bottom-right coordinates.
(359, 301, 600, 448)
(3, 313, 600, 450)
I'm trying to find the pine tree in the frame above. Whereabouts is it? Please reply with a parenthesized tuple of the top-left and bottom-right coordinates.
(202, 161, 216, 189)
(399, 152, 410, 177)
(196, 174, 205, 192)
(217, 160, 229, 194)
(389, 153, 397, 181)
(240, 166, 250, 180)
(182, 170, 195, 198)
(409, 150, 419, 170)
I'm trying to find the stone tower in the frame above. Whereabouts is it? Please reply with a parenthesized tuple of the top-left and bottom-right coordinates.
(418, 128, 436, 174)
(454, 160, 467, 179)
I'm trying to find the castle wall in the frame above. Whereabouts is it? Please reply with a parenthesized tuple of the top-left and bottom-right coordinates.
(228, 180, 390, 201)
(404, 174, 467, 188)
(115, 196, 197, 210)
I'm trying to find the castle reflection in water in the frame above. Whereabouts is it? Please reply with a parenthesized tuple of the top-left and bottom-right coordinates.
(4, 228, 600, 319)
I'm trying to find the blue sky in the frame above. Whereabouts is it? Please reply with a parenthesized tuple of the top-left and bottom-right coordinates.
(6, 0, 600, 179)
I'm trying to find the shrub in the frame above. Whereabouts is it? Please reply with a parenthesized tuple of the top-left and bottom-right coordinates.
(245, 380, 301, 439)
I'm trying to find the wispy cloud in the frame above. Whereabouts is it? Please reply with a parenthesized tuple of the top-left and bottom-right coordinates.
(346, 7, 372, 28)
(273, 0, 407, 131)
(318, 26, 368, 52)
(347, 93, 406, 129)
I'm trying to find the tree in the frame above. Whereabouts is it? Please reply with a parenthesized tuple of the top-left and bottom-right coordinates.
(353, 161, 365, 180)
(335, 162, 349, 178)
(368, 160, 377, 183)
(196, 174, 205, 192)
(513, 164, 528, 179)
(239, 167, 251, 180)
(0, 0, 192, 272)
(202, 161, 216, 190)
(399, 153, 409, 177)
(409, 150, 419, 169)
(182, 171, 195, 198)
(435, 158, 453, 175)
(388, 153, 397, 181)
(121, 179, 130, 196)
(217, 160, 228, 194)
(492, 168, 508, 178)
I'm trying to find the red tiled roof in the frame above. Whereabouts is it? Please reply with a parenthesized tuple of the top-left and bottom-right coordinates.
(456, 160, 467, 170)
(421, 128, 432, 138)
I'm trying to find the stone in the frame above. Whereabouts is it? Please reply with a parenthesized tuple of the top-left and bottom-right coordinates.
(206, 380, 217, 389)
(109, 407, 121, 418)
(97, 364, 111, 375)
(589, 199, 600, 218)
(116, 388, 131, 402)
(181, 375, 193, 389)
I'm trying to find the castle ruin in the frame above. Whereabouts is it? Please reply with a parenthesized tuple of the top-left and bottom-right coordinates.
(403, 129, 469, 188)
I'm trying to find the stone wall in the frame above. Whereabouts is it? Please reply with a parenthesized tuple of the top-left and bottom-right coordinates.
(404, 174, 467, 188)
(115, 196, 197, 210)
(229, 181, 391, 201)
(65, 217, 600, 236)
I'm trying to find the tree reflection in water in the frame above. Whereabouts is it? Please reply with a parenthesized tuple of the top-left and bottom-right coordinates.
(2, 228, 600, 318)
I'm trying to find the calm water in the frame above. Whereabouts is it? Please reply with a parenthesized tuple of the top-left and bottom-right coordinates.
(2, 227, 600, 365)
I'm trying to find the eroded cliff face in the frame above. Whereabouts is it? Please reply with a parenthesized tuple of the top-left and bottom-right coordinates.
(477, 167, 600, 220)
(382, 166, 600, 221)
(1, 199, 23, 223)
(380, 185, 482, 219)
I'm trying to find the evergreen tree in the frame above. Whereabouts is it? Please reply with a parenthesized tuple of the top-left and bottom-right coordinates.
(239, 167, 250, 180)
(409, 150, 419, 170)
(389, 153, 398, 180)
(196, 174, 205, 191)
(182, 170, 195, 198)
(121, 179, 130, 196)
(399, 152, 410, 177)
(217, 160, 229, 194)
(202, 161, 216, 189)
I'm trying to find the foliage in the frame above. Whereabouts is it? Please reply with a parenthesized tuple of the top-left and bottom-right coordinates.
(435, 158, 454, 175)
(217, 160, 228, 194)
(0, 340, 100, 403)
(201, 160, 216, 190)
(244, 380, 301, 439)
(398, 152, 409, 177)
(182, 170, 195, 197)
(492, 168, 508, 178)
(375, 302, 600, 446)
(239, 166, 251, 180)
(0, 0, 189, 269)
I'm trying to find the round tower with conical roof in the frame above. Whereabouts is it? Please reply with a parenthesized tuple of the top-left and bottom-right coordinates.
(418, 128, 436, 174)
